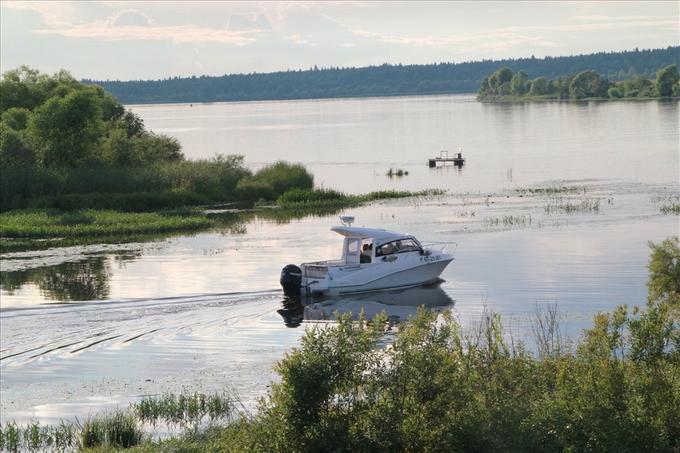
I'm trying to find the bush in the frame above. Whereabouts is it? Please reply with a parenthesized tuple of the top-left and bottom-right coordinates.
(0, 156, 249, 211)
(235, 178, 276, 202)
(252, 161, 314, 196)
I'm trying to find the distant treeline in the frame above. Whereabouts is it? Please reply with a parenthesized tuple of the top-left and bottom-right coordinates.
(88, 47, 680, 104)
(477, 64, 680, 101)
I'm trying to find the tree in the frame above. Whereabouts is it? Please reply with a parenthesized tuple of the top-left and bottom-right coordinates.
(27, 87, 105, 167)
(0, 122, 36, 166)
(529, 77, 549, 96)
(489, 67, 514, 94)
(1, 107, 31, 130)
(607, 86, 623, 99)
(655, 65, 679, 97)
(623, 76, 655, 98)
(510, 71, 529, 96)
(131, 133, 183, 164)
(101, 128, 137, 167)
(569, 70, 609, 99)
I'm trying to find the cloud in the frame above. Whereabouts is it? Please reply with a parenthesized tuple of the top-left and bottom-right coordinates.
(2, 0, 79, 26)
(34, 22, 259, 45)
(108, 9, 152, 27)
(30, 8, 264, 45)
(227, 13, 272, 32)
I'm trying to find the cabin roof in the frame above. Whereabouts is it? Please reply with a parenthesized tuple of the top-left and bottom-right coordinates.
(330, 226, 405, 241)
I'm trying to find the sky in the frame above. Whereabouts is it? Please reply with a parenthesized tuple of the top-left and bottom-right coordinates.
(1, 1, 678, 81)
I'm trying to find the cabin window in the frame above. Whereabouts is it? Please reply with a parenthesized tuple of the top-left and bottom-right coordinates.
(345, 238, 362, 264)
(376, 238, 422, 257)
(395, 239, 421, 253)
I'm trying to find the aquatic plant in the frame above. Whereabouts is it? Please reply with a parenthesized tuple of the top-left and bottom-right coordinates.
(0, 420, 78, 452)
(543, 197, 600, 214)
(652, 193, 680, 215)
(660, 204, 680, 215)
(515, 185, 586, 196)
(386, 168, 409, 177)
(275, 188, 444, 209)
(135, 392, 233, 430)
(483, 214, 532, 227)
(80, 411, 145, 449)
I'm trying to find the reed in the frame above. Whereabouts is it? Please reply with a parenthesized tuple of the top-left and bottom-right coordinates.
(80, 411, 145, 449)
(516, 186, 586, 195)
(543, 197, 600, 214)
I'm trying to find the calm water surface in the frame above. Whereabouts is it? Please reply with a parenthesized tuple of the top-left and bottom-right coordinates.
(1, 94, 678, 423)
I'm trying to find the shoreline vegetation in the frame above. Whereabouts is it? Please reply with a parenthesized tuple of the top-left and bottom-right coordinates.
(0, 67, 443, 253)
(1, 237, 678, 452)
(88, 46, 679, 105)
(477, 64, 679, 102)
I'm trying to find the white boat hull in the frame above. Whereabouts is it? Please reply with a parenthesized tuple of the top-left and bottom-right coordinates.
(302, 255, 454, 297)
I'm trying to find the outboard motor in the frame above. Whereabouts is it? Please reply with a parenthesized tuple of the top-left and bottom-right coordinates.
(280, 264, 302, 299)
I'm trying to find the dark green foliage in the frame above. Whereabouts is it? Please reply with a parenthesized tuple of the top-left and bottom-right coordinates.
(0, 157, 251, 211)
(1, 107, 30, 130)
(479, 65, 679, 101)
(655, 64, 680, 97)
(27, 87, 105, 167)
(251, 161, 314, 196)
(0, 123, 35, 167)
(510, 71, 529, 95)
(0, 66, 183, 171)
(647, 237, 680, 301)
(569, 70, 610, 98)
(622, 76, 656, 98)
(89, 47, 680, 104)
(529, 76, 549, 96)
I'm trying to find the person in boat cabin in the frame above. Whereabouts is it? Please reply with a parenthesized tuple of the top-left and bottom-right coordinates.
(360, 242, 372, 263)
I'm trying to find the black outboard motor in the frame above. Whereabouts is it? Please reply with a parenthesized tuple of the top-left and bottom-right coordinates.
(280, 264, 302, 299)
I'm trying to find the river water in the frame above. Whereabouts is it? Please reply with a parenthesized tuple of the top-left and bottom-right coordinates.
(1, 94, 678, 424)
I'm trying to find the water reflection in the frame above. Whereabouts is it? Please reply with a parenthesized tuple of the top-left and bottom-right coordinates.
(277, 282, 454, 327)
(1, 257, 113, 302)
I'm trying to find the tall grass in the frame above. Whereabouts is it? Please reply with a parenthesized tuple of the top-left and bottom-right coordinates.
(80, 411, 145, 449)
(135, 392, 233, 430)
(0, 393, 232, 451)
(544, 197, 600, 214)
(0, 159, 317, 211)
(516, 186, 586, 195)
(0, 209, 212, 238)
(276, 188, 445, 209)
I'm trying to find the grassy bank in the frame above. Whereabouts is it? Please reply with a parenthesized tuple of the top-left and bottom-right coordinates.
(1, 238, 678, 452)
(0, 189, 443, 253)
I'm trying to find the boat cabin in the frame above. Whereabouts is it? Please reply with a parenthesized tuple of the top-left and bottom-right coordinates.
(330, 226, 424, 265)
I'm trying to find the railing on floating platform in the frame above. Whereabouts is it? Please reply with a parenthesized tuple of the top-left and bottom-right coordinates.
(428, 149, 465, 167)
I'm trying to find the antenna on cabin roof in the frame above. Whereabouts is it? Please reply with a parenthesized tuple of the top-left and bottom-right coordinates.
(340, 216, 355, 227)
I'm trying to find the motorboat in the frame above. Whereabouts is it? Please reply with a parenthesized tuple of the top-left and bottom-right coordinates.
(280, 216, 454, 298)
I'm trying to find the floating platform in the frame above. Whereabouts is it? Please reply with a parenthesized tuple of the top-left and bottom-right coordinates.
(428, 151, 464, 167)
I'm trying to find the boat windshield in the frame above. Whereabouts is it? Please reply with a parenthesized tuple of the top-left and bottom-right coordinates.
(375, 238, 422, 257)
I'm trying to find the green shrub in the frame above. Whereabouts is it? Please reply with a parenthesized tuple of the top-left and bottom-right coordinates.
(235, 178, 276, 202)
(252, 161, 314, 196)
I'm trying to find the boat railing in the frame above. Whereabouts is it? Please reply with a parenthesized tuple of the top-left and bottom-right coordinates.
(420, 241, 458, 254)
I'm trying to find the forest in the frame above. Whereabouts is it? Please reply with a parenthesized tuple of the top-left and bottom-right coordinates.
(89, 47, 680, 104)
